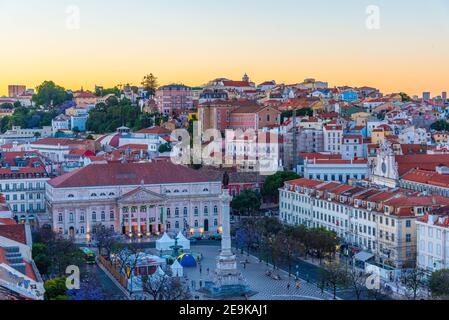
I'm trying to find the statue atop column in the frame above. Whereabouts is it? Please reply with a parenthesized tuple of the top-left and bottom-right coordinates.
(203, 189, 252, 298)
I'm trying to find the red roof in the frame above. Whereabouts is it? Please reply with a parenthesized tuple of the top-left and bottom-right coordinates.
(286, 178, 324, 189)
(119, 144, 148, 150)
(136, 127, 171, 135)
(31, 138, 84, 146)
(385, 196, 449, 208)
(222, 80, 252, 87)
(0, 224, 27, 244)
(401, 169, 449, 188)
(49, 162, 219, 188)
(396, 154, 449, 176)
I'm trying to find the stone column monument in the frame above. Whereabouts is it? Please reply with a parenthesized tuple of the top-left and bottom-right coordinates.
(203, 189, 251, 298)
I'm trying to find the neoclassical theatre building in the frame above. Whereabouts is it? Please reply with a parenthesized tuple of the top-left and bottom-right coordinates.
(45, 161, 226, 242)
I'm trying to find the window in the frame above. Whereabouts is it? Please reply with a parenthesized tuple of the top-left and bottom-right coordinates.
(91, 193, 97, 197)
(101, 211, 106, 221)
(69, 213, 74, 223)
(184, 207, 188, 217)
(110, 211, 114, 220)
(175, 208, 180, 217)
(58, 213, 63, 223)
(214, 206, 218, 215)
(194, 207, 199, 216)
(204, 206, 209, 215)
(92, 212, 97, 222)
(406, 234, 412, 243)
(167, 208, 171, 218)
(406, 220, 411, 228)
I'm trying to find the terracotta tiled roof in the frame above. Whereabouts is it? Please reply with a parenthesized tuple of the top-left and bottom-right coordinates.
(135, 127, 171, 135)
(401, 169, 449, 188)
(396, 154, 449, 176)
(385, 196, 449, 208)
(48, 162, 219, 188)
(31, 138, 84, 146)
(0, 224, 26, 244)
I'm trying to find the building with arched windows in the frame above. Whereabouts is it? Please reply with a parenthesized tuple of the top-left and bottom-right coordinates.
(45, 161, 225, 243)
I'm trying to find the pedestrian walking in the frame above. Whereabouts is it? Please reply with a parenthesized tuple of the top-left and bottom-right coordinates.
(296, 281, 301, 290)
(287, 282, 291, 290)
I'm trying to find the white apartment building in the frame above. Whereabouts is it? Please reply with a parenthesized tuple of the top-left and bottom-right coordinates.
(299, 158, 369, 183)
(416, 207, 449, 273)
(279, 178, 449, 269)
(398, 126, 431, 145)
(0, 152, 50, 224)
(342, 135, 365, 160)
(0, 126, 52, 145)
(323, 124, 343, 154)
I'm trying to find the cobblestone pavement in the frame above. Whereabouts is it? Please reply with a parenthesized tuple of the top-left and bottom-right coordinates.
(148, 245, 335, 301)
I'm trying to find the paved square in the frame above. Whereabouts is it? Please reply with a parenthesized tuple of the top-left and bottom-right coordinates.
(154, 245, 335, 301)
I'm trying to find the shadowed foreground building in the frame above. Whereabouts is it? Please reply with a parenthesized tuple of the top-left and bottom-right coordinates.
(46, 161, 226, 242)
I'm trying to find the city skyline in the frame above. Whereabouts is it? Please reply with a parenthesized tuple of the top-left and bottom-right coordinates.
(1, 0, 449, 96)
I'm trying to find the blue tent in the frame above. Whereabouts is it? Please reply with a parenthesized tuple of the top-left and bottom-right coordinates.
(177, 254, 197, 268)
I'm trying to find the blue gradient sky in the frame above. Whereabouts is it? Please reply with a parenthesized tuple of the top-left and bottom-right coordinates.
(1, 0, 448, 96)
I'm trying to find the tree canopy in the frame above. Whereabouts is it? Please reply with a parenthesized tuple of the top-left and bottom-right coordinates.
(0, 106, 59, 133)
(231, 189, 262, 216)
(32, 81, 72, 108)
(281, 108, 313, 123)
(141, 73, 159, 97)
(86, 98, 147, 134)
(431, 120, 449, 132)
(429, 269, 449, 299)
(262, 171, 301, 202)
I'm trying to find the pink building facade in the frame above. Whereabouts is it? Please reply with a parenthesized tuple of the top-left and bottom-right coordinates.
(156, 84, 193, 114)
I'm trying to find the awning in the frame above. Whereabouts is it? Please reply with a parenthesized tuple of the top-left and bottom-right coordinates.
(354, 251, 374, 262)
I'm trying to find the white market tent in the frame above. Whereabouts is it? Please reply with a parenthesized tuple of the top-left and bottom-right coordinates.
(156, 233, 175, 251)
(176, 232, 191, 250)
(171, 259, 184, 277)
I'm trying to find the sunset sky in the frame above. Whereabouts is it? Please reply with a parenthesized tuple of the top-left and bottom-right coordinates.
(1, 0, 449, 96)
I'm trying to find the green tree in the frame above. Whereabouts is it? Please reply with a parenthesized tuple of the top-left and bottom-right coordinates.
(318, 262, 349, 300)
(32, 243, 50, 275)
(262, 171, 300, 203)
(401, 267, 427, 300)
(158, 143, 172, 153)
(429, 269, 449, 299)
(44, 277, 68, 300)
(231, 189, 262, 216)
(141, 73, 159, 97)
(0, 103, 14, 109)
(0, 116, 11, 133)
(72, 126, 80, 137)
(281, 108, 313, 123)
(308, 228, 339, 262)
(32, 81, 72, 108)
(32, 227, 84, 277)
(431, 120, 449, 132)
(95, 86, 121, 97)
(399, 92, 412, 102)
